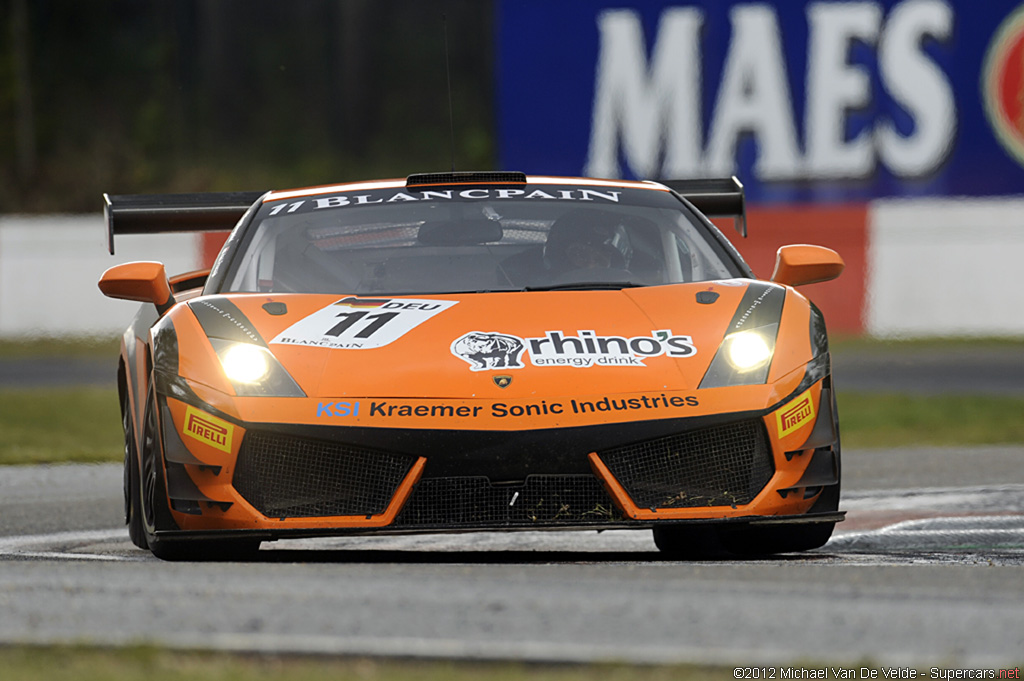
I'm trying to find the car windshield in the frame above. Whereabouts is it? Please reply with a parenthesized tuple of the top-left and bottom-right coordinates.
(221, 184, 743, 295)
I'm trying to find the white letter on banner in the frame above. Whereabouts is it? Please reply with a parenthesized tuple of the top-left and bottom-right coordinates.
(585, 8, 703, 178)
(876, 0, 955, 176)
(805, 2, 882, 179)
(705, 5, 803, 180)
(315, 196, 350, 209)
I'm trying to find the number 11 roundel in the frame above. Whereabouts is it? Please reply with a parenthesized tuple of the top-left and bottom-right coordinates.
(270, 297, 458, 350)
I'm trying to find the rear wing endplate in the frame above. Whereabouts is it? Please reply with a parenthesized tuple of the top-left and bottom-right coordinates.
(103, 191, 265, 254)
(660, 177, 747, 238)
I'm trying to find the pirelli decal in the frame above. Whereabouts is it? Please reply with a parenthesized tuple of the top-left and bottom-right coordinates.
(776, 390, 815, 438)
(183, 405, 234, 453)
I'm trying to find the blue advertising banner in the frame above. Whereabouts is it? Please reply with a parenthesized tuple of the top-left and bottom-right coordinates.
(497, 0, 1024, 203)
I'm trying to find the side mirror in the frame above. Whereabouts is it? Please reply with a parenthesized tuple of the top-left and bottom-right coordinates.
(98, 261, 176, 314)
(771, 245, 845, 287)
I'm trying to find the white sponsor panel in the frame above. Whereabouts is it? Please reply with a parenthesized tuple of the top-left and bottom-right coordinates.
(271, 297, 457, 350)
(0, 215, 201, 337)
(451, 329, 698, 370)
(867, 197, 1024, 337)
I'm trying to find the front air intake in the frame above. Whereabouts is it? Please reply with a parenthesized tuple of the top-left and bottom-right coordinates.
(394, 475, 623, 528)
(595, 420, 774, 510)
(233, 431, 417, 518)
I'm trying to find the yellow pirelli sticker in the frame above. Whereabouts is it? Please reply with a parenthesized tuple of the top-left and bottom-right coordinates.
(183, 405, 234, 453)
(776, 390, 815, 438)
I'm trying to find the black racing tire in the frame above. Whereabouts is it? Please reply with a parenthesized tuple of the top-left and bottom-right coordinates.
(652, 525, 732, 559)
(123, 392, 147, 550)
(138, 382, 178, 559)
(717, 521, 836, 556)
(138, 381, 261, 562)
(654, 520, 836, 559)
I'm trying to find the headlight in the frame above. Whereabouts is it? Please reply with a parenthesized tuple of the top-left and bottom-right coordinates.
(208, 338, 305, 397)
(220, 343, 271, 383)
(699, 324, 778, 389)
(725, 330, 772, 371)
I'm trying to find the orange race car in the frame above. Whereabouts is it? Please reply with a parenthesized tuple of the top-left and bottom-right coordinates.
(99, 172, 845, 560)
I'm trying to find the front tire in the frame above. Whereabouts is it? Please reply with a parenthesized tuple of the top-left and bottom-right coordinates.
(138, 381, 260, 561)
(654, 519, 836, 559)
(652, 525, 731, 559)
(123, 391, 147, 550)
(137, 383, 179, 559)
(717, 520, 836, 556)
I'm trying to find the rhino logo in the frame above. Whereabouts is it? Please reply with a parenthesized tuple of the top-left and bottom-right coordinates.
(451, 331, 526, 371)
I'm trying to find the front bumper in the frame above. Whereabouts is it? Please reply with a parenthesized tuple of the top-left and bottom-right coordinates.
(151, 373, 841, 540)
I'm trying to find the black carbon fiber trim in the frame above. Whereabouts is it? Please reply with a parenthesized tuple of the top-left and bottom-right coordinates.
(233, 431, 417, 518)
(596, 419, 774, 510)
(809, 300, 829, 357)
(188, 296, 266, 345)
(151, 315, 179, 378)
(727, 281, 787, 334)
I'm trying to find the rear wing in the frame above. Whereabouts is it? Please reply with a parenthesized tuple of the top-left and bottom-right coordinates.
(103, 191, 265, 254)
(659, 177, 747, 237)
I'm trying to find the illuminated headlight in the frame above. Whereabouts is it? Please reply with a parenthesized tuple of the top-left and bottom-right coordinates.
(220, 343, 271, 384)
(207, 338, 305, 397)
(725, 330, 772, 371)
(699, 324, 779, 389)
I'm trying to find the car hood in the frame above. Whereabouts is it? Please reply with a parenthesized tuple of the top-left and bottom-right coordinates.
(185, 280, 800, 400)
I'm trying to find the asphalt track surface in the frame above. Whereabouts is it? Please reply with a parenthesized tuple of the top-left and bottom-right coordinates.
(0, 349, 1022, 665)
(1, 448, 1023, 667)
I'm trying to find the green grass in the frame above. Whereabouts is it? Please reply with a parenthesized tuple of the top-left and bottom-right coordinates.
(0, 646, 729, 681)
(0, 388, 123, 465)
(829, 333, 1024, 354)
(837, 392, 1024, 449)
(0, 335, 120, 359)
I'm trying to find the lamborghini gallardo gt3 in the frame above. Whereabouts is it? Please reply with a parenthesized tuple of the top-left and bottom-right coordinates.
(99, 172, 845, 560)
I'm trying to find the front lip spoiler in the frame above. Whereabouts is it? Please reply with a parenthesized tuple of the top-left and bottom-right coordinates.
(151, 511, 845, 544)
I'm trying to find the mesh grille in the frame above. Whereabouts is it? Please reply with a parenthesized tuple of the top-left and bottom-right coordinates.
(406, 171, 527, 186)
(394, 475, 623, 528)
(233, 431, 416, 518)
(596, 420, 773, 510)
